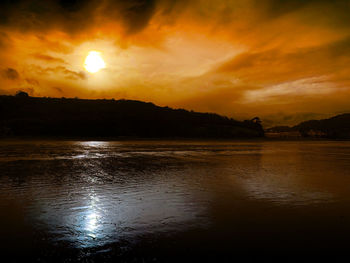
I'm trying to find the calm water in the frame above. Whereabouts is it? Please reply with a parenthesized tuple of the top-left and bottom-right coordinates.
(1, 140, 350, 261)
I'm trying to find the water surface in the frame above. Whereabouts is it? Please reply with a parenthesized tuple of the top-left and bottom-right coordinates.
(1, 140, 350, 261)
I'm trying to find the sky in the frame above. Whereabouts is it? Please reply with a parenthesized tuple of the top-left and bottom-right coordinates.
(1, 0, 350, 126)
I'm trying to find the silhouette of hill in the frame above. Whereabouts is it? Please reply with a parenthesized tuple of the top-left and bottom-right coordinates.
(266, 114, 350, 139)
(0, 94, 264, 138)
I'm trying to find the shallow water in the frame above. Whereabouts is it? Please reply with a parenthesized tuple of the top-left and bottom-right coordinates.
(1, 140, 350, 261)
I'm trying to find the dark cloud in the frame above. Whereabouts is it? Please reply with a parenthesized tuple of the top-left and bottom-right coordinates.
(0, 32, 10, 48)
(63, 69, 86, 80)
(103, 0, 156, 33)
(25, 78, 40, 86)
(258, 0, 349, 18)
(262, 0, 317, 17)
(30, 65, 86, 80)
(0, 0, 97, 32)
(1, 68, 19, 80)
(32, 53, 66, 64)
(0, 0, 166, 34)
(52, 86, 63, 94)
(253, 0, 350, 33)
(52, 66, 87, 80)
(58, 0, 90, 12)
(1, 0, 349, 37)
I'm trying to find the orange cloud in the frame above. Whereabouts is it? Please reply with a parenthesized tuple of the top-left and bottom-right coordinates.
(1, 0, 350, 126)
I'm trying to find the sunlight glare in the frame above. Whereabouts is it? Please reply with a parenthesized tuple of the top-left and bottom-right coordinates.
(84, 51, 106, 73)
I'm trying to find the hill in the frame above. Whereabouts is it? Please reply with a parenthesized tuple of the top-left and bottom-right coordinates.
(0, 95, 264, 138)
(266, 114, 350, 139)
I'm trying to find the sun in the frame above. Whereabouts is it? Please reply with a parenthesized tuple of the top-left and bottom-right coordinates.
(84, 51, 106, 73)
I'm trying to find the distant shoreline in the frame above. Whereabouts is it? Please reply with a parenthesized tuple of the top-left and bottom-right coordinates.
(0, 136, 348, 142)
(0, 95, 264, 139)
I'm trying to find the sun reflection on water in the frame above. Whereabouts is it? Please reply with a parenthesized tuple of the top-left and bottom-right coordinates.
(83, 191, 101, 240)
(85, 211, 100, 238)
(80, 141, 110, 147)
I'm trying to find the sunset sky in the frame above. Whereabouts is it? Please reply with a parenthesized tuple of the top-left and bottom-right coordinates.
(1, 0, 350, 126)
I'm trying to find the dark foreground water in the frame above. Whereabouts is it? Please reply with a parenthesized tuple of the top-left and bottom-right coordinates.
(1, 140, 350, 262)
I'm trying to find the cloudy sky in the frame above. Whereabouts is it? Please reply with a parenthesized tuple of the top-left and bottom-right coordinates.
(1, 0, 350, 126)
